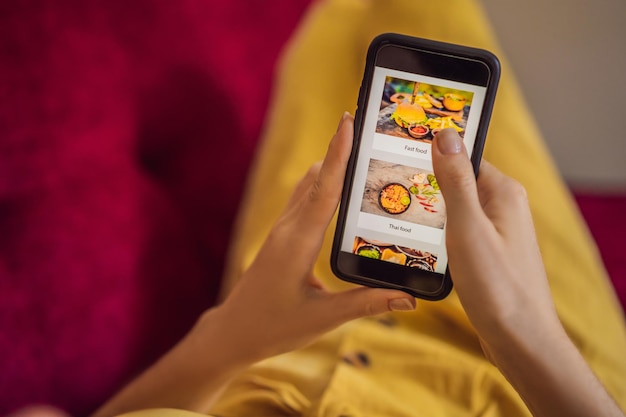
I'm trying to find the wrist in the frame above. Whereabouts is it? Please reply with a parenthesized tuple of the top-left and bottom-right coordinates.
(482, 321, 622, 417)
(189, 306, 260, 372)
(90, 307, 259, 416)
(481, 306, 565, 363)
(486, 318, 567, 366)
(467, 291, 563, 353)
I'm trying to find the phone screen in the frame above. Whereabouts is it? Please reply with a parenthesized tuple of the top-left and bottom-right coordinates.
(333, 39, 498, 298)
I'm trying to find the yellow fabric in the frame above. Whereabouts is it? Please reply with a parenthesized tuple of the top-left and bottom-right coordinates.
(209, 318, 528, 416)
(116, 409, 211, 417)
(128, 0, 626, 416)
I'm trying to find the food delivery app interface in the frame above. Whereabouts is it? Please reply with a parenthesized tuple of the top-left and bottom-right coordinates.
(341, 66, 487, 274)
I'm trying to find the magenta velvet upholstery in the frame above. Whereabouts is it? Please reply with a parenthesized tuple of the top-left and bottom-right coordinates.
(575, 195, 626, 308)
(0, 1, 623, 415)
(0, 1, 309, 414)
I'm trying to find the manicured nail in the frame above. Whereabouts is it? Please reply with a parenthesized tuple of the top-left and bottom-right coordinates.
(436, 128, 463, 155)
(389, 298, 415, 312)
(337, 111, 351, 132)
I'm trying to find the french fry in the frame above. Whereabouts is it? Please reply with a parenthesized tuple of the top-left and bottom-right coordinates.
(424, 117, 463, 132)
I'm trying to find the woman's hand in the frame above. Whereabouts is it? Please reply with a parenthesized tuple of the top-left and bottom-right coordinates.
(91, 113, 415, 417)
(432, 128, 560, 348)
(432, 128, 624, 417)
(212, 113, 416, 363)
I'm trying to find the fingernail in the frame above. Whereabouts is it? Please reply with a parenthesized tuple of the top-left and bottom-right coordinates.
(336, 111, 351, 132)
(436, 128, 463, 155)
(389, 298, 415, 312)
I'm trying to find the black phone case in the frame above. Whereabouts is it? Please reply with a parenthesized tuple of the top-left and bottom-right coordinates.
(331, 33, 500, 301)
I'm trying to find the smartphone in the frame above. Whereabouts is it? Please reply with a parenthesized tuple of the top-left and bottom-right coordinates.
(331, 33, 500, 300)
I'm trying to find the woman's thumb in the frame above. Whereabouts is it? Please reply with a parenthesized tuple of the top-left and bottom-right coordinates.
(431, 129, 482, 219)
(324, 287, 416, 325)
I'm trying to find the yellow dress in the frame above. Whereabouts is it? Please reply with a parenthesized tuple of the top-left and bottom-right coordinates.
(122, 0, 626, 416)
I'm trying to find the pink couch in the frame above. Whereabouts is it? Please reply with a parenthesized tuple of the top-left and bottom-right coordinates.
(0, 1, 623, 415)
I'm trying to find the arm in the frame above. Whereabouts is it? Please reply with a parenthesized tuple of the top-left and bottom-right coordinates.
(432, 129, 625, 417)
(91, 113, 416, 417)
(89, 310, 254, 417)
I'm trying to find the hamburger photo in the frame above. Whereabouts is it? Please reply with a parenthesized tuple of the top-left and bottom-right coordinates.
(390, 100, 427, 128)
